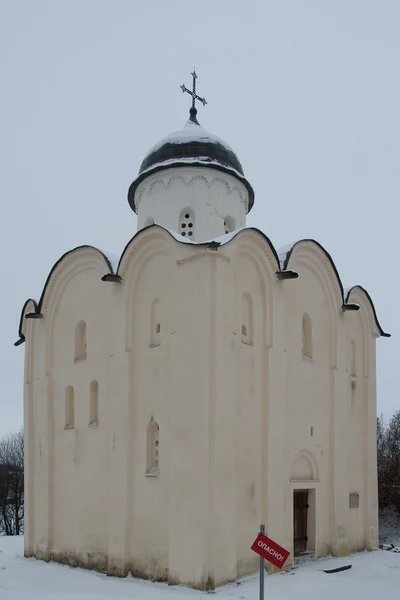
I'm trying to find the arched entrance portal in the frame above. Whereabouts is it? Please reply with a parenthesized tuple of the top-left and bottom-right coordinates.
(290, 452, 318, 558)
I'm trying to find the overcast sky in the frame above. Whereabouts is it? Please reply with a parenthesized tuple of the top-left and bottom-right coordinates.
(0, 0, 398, 438)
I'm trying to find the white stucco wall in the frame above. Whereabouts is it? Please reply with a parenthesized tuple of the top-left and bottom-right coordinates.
(22, 226, 381, 590)
(135, 167, 248, 241)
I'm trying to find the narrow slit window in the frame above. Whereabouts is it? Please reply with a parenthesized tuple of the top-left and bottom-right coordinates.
(75, 320, 87, 361)
(146, 420, 159, 476)
(89, 380, 98, 426)
(65, 386, 74, 429)
(150, 299, 161, 347)
(241, 292, 254, 345)
(302, 313, 313, 358)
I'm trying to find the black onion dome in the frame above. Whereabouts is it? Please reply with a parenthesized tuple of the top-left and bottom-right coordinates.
(128, 112, 254, 214)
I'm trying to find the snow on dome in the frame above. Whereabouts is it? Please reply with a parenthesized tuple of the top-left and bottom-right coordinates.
(141, 119, 236, 162)
(137, 156, 249, 183)
(128, 116, 255, 214)
(138, 118, 245, 177)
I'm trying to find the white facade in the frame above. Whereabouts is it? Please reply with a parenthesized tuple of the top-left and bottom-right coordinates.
(17, 115, 389, 590)
(136, 166, 248, 241)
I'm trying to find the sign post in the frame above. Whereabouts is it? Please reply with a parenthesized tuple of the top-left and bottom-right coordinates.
(259, 524, 265, 600)
(251, 527, 290, 599)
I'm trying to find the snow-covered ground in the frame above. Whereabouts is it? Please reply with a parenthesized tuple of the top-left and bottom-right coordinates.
(0, 536, 399, 600)
(379, 506, 400, 547)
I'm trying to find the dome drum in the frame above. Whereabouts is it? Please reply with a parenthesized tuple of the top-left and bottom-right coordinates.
(128, 119, 254, 215)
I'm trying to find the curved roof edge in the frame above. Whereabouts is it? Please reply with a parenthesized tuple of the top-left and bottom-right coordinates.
(15, 245, 114, 345)
(279, 238, 345, 299)
(15, 227, 389, 345)
(116, 225, 281, 275)
(346, 285, 391, 338)
(14, 298, 38, 346)
(279, 239, 389, 338)
(127, 161, 255, 215)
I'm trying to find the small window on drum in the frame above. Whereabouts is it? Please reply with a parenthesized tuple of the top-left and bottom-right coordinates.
(224, 216, 235, 234)
(179, 208, 195, 240)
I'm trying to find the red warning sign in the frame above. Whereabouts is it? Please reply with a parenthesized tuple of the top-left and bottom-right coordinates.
(251, 533, 290, 570)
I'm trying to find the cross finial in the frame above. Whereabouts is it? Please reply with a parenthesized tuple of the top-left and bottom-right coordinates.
(180, 69, 207, 123)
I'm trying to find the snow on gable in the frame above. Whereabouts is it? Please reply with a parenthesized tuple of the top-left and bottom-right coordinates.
(164, 227, 247, 247)
(276, 242, 296, 270)
(97, 248, 119, 272)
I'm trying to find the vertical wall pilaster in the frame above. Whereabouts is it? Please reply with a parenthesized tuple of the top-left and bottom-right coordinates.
(23, 321, 35, 556)
(331, 360, 350, 556)
(107, 326, 131, 576)
(365, 341, 379, 549)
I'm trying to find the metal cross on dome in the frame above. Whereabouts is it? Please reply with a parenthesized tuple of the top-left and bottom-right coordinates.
(181, 70, 207, 111)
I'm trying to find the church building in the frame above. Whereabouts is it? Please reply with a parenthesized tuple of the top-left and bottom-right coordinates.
(16, 72, 389, 590)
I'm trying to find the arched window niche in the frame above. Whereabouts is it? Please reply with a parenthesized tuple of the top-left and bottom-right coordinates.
(89, 380, 99, 427)
(241, 292, 254, 345)
(224, 215, 235, 235)
(146, 419, 159, 477)
(302, 313, 313, 359)
(150, 298, 161, 347)
(65, 386, 74, 429)
(75, 320, 87, 362)
(179, 207, 195, 240)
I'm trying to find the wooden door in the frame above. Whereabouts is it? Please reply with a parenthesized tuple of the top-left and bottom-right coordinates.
(293, 490, 309, 555)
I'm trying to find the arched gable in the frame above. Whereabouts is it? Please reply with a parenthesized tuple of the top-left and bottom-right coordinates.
(282, 240, 389, 340)
(119, 228, 176, 350)
(218, 227, 281, 273)
(346, 285, 390, 338)
(115, 225, 175, 278)
(43, 247, 113, 374)
(284, 240, 344, 309)
(39, 246, 113, 315)
(229, 229, 278, 348)
(16, 246, 114, 345)
(284, 240, 341, 368)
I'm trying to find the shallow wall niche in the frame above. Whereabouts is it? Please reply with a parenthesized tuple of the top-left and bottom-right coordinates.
(146, 420, 159, 476)
(65, 386, 74, 429)
(75, 320, 87, 361)
(290, 451, 318, 481)
(302, 313, 313, 359)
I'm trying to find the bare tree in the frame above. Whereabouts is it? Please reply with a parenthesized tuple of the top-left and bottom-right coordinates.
(0, 428, 24, 535)
(377, 412, 400, 512)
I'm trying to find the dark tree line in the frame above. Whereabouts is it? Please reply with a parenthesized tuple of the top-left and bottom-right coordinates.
(0, 428, 24, 535)
(377, 410, 400, 512)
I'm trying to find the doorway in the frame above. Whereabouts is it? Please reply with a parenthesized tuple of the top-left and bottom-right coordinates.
(293, 490, 309, 555)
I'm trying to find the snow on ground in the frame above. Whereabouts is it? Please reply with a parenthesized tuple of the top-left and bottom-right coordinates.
(0, 536, 399, 600)
(379, 506, 400, 547)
